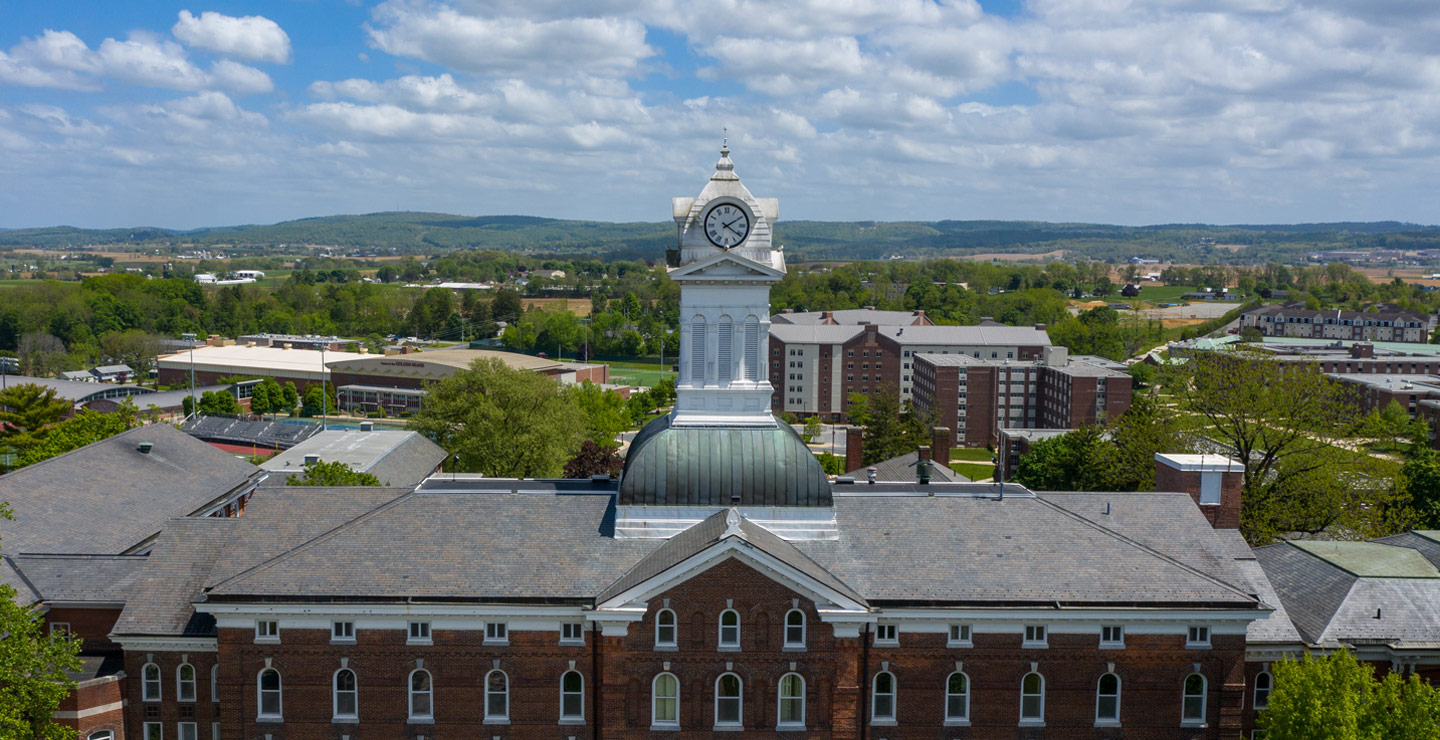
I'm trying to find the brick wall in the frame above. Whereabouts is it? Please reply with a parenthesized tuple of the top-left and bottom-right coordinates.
(1155, 464, 1243, 530)
(123, 648, 221, 740)
(46, 606, 123, 654)
(57, 675, 126, 740)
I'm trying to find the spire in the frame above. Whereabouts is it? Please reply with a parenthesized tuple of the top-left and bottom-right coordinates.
(712, 132, 738, 181)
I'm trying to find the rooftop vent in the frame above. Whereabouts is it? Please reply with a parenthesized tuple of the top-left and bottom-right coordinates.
(137, 441, 153, 454)
(304, 454, 320, 466)
(360, 421, 374, 432)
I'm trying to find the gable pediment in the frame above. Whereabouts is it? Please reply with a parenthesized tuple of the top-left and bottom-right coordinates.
(668, 250, 783, 281)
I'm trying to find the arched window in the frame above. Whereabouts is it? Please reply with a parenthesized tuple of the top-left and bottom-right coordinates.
(257, 668, 282, 720)
(784, 609, 805, 648)
(333, 668, 357, 719)
(717, 316, 734, 382)
(1020, 672, 1044, 723)
(560, 670, 583, 721)
(88, 732, 114, 740)
(1253, 671, 1272, 710)
(485, 669, 509, 722)
(719, 609, 740, 649)
(408, 669, 432, 720)
(946, 672, 969, 722)
(743, 316, 761, 380)
(871, 671, 896, 722)
(1096, 673, 1120, 723)
(715, 673, 742, 727)
(211, 664, 219, 702)
(656, 608, 677, 648)
(142, 663, 161, 701)
(177, 663, 196, 702)
(1182, 673, 1207, 724)
(778, 672, 805, 727)
(652, 672, 680, 727)
(689, 316, 707, 384)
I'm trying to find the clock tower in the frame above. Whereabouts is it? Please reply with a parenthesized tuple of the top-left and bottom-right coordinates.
(669, 143, 785, 426)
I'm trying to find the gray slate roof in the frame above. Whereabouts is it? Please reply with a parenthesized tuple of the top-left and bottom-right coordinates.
(0, 424, 259, 554)
(1253, 542, 1359, 644)
(7, 554, 147, 603)
(259, 430, 447, 487)
(1, 557, 40, 605)
(771, 309, 930, 326)
(847, 450, 970, 483)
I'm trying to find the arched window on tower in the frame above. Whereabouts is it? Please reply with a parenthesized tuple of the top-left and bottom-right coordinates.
(743, 316, 760, 380)
(689, 315, 707, 384)
(717, 315, 734, 382)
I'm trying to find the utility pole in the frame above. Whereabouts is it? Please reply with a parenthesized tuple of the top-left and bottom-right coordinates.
(320, 345, 327, 431)
(182, 333, 197, 416)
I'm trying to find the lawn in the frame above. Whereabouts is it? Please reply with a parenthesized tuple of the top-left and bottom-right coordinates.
(605, 359, 673, 388)
(950, 462, 996, 481)
(949, 447, 995, 462)
(1125, 285, 1244, 304)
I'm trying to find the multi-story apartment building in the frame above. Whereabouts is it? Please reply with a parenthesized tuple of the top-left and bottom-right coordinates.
(1239, 303, 1435, 343)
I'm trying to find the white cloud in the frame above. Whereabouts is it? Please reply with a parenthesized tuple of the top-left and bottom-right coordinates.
(209, 59, 274, 95)
(173, 10, 292, 64)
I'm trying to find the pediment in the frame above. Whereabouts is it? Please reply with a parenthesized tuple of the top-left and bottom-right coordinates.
(669, 250, 783, 281)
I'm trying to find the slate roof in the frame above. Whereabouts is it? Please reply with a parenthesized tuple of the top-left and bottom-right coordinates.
(7, 554, 147, 603)
(768, 322, 1052, 347)
(259, 430, 447, 487)
(1253, 542, 1360, 643)
(847, 450, 970, 483)
(1, 556, 40, 605)
(771, 309, 930, 326)
(1372, 531, 1440, 570)
(0, 424, 260, 555)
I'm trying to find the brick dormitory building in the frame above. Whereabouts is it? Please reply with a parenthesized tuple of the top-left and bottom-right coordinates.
(14, 148, 1440, 740)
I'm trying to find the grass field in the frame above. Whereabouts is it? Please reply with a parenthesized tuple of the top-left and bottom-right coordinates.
(949, 447, 995, 462)
(950, 462, 996, 481)
(604, 359, 672, 388)
(1127, 285, 1243, 303)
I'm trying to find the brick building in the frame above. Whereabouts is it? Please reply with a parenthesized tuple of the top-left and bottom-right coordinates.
(1239, 303, 1434, 343)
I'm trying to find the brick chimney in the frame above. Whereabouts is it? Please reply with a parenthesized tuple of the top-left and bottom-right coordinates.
(845, 426, 864, 473)
(932, 427, 952, 467)
(1155, 453, 1243, 529)
(1351, 342, 1374, 359)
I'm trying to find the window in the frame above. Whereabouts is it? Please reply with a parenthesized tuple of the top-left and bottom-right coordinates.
(1183, 674, 1207, 724)
(143, 723, 162, 740)
(408, 621, 431, 643)
(211, 724, 218, 740)
(652, 673, 679, 728)
(784, 609, 806, 648)
(1101, 625, 1124, 648)
(332, 621, 354, 641)
(88, 732, 114, 740)
(778, 673, 805, 728)
(177, 663, 196, 702)
(714, 673, 743, 727)
(49, 622, 70, 635)
(1199, 472, 1222, 504)
(255, 620, 278, 641)
(654, 609, 677, 648)
(718, 609, 740, 649)
(334, 668, 357, 720)
(1187, 625, 1211, 648)
(257, 668, 282, 720)
(408, 669, 432, 720)
(561, 622, 584, 644)
(485, 622, 508, 644)
(177, 722, 196, 740)
(211, 665, 218, 702)
(743, 317, 760, 380)
(689, 316, 706, 384)
(560, 670, 584, 722)
(946, 672, 970, 723)
(1254, 671, 1272, 709)
(948, 624, 972, 647)
(717, 316, 734, 382)
(143, 663, 162, 701)
(871, 671, 896, 722)
(874, 624, 897, 644)
(1020, 672, 1045, 724)
(1024, 624, 1048, 647)
(485, 669, 509, 722)
(1096, 673, 1120, 724)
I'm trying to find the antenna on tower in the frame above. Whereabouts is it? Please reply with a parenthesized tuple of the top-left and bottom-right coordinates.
(722, 125, 727, 148)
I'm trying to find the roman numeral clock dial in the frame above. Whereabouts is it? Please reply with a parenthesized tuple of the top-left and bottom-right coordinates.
(704, 204, 750, 248)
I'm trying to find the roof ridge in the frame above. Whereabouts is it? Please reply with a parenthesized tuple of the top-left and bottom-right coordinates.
(1032, 497, 1259, 603)
(2, 554, 43, 601)
(1, 423, 156, 475)
(736, 518, 863, 603)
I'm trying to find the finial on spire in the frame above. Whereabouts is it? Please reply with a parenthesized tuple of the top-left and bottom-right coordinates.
(714, 130, 735, 176)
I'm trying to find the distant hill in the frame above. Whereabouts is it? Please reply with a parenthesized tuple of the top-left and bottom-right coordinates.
(2, 212, 1437, 264)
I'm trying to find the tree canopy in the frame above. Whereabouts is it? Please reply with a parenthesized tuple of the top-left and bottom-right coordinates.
(1260, 650, 1440, 740)
(286, 460, 383, 487)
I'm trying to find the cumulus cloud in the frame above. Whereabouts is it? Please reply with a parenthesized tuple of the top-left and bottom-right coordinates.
(0, 29, 274, 94)
(173, 10, 292, 64)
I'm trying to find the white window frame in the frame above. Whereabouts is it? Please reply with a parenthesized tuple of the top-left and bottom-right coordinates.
(1187, 625, 1211, 649)
(655, 608, 677, 648)
(945, 672, 970, 725)
(210, 724, 219, 740)
(560, 622, 585, 645)
(714, 672, 743, 728)
(1253, 671, 1272, 710)
(485, 669, 510, 724)
(871, 671, 896, 724)
(1100, 625, 1125, 648)
(1183, 673, 1207, 725)
(255, 620, 279, 643)
(1023, 624, 1048, 648)
(143, 723, 162, 740)
(88, 732, 115, 740)
(1020, 671, 1045, 726)
(784, 609, 806, 649)
(333, 668, 358, 721)
(777, 672, 805, 729)
(651, 672, 680, 730)
(143, 662, 162, 701)
(874, 623, 898, 645)
(485, 621, 509, 645)
(718, 609, 741, 650)
(408, 621, 432, 644)
(210, 664, 219, 703)
(948, 623, 972, 648)
(1096, 672, 1121, 726)
(177, 722, 197, 740)
(50, 622, 70, 635)
(331, 621, 355, 643)
(408, 669, 433, 722)
(560, 670, 584, 723)
(257, 668, 282, 721)
(177, 663, 197, 702)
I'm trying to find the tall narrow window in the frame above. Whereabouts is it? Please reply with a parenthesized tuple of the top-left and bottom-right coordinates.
(652, 673, 679, 728)
(717, 316, 734, 382)
(211, 664, 219, 703)
(1253, 672, 1272, 710)
(1182, 674, 1207, 724)
(485, 670, 509, 722)
(143, 723, 161, 740)
(1020, 672, 1044, 723)
(408, 670, 432, 720)
(946, 672, 969, 723)
(719, 609, 740, 649)
(334, 669, 357, 720)
(689, 316, 707, 384)
(784, 609, 805, 648)
(714, 673, 742, 727)
(560, 670, 584, 721)
(655, 608, 677, 648)
(1096, 673, 1120, 724)
(871, 672, 896, 722)
(743, 316, 760, 380)
(143, 663, 162, 701)
(177, 724, 196, 740)
(257, 669, 282, 720)
(177, 663, 196, 702)
(777, 673, 805, 728)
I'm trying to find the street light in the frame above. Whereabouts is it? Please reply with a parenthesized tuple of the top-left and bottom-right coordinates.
(320, 344, 327, 431)
(181, 333, 197, 416)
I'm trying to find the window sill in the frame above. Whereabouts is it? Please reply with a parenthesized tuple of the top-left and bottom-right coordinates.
(483, 718, 510, 725)
(1100, 642, 1125, 650)
(869, 719, 897, 727)
(944, 719, 971, 727)
(331, 638, 356, 645)
(483, 640, 510, 647)
(650, 724, 680, 732)
(256, 715, 283, 723)
(653, 644, 677, 652)
(1181, 720, 1208, 728)
(1018, 720, 1046, 727)
(559, 639, 585, 647)
(407, 640, 433, 647)
(782, 645, 806, 652)
(947, 641, 973, 649)
(776, 723, 806, 731)
(332, 717, 358, 724)
(872, 641, 899, 648)
(253, 638, 280, 645)
(1095, 720, 1121, 727)
(1186, 644, 1212, 650)
(408, 717, 434, 725)
(712, 724, 743, 732)
(559, 718, 585, 726)
(718, 645, 741, 652)
(1021, 641, 1048, 649)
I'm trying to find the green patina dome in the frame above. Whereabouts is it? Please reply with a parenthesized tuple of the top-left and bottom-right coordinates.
(618, 413, 831, 507)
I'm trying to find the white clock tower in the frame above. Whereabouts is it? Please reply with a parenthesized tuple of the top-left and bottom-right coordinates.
(669, 144, 786, 426)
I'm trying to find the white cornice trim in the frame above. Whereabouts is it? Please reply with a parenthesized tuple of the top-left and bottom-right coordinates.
(52, 701, 124, 720)
(112, 636, 217, 652)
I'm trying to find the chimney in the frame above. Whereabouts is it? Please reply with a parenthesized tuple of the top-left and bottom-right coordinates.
(917, 445, 932, 485)
(932, 427, 952, 467)
(1351, 342, 1374, 359)
(137, 441, 153, 454)
(360, 421, 374, 432)
(781, 308, 794, 314)
(845, 426, 864, 474)
(304, 454, 320, 466)
(1035, 323, 1045, 331)
(979, 316, 994, 324)
(912, 310, 926, 324)
(1154, 453, 1243, 529)
(820, 311, 835, 324)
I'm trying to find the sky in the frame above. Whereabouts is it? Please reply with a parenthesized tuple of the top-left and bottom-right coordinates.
(2, 0, 1439, 230)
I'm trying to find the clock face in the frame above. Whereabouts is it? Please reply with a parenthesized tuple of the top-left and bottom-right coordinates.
(703, 203, 750, 249)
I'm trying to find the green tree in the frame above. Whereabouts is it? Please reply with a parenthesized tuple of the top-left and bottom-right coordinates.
(1360, 400, 1428, 453)
(17, 403, 142, 467)
(408, 358, 585, 477)
(1099, 393, 1194, 491)
(490, 288, 524, 324)
(301, 383, 337, 417)
(281, 381, 299, 411)
(1013, 425, 1111, 491)
(803, 416, 822, 443)
(569, 381, 630, 445)
(250, 378, 284, 418)
(98, 329, 165, 386)
(850, 385, 933, 466)
(0, 383, 72, 457)
(198, 390, 242, 416)
(1402, 449, 1440, 528)
(1260, 650, 1440, 740)
(562, 440, 623, 479)
(816, 451, 844, 475)
(286, 460, 382, 486)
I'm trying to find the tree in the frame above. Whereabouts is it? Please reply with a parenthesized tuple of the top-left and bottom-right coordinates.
(286, 460, 382, 486)
(490, 288, 524, 324)
(562, 440, 623, 478)
(1013, 425, 1111, 491)
(1099, 393, 1194, 491)
(1260, 650, 1440, 740)
(568, 381, 630, 445)
(1403, 449, 1440, 528)
(0, 383, 71, 449)
(1360, 400, 1428, 453)
(1239, 326, 1265, 342)
(301, 383, 337, 417)
(407, 358, 585, 477)
(816, 451, 845, 475)
(16, 403, 142, 467)
(250, 378, 284, 418)
(281, 381, 299, 412)
(16, 332, 67, 377)
(850, 385, 933, 466)
(198, 390, 242, 416)
(803, 416, 823, 443)
(98, 330, 165, 386)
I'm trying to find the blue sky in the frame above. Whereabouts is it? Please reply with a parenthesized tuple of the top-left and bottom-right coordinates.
(2, 0, 1439, 229)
